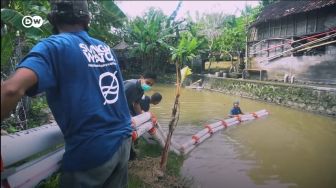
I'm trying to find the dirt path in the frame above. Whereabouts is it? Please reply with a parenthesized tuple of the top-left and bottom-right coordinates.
(128, 156, 189, 188)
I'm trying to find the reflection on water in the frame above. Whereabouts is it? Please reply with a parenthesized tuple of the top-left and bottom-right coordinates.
(149, 84, 336, 188)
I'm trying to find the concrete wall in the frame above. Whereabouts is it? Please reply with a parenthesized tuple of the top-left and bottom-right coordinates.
(193, 75, 336, 116)
(251, 51, 336, 84)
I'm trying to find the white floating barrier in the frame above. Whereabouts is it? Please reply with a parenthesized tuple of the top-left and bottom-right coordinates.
(205, 121, 223, 132)
(4, 147, 64, 188)
(179, 109, 270, 155)
(183, 145, 196, 154)
(148, 125, 182, 154)
(212, 125, 224, 133)
(192, 128, 209, 141)
(149, 128, 166, 147)
(1, 109, 269, 188)
(1, 122, 63, 168)
(238, 114, 256, 121)
(131, 112, 152, 128)
(223, 118, 238, 124)
(132, 121, 154, 141)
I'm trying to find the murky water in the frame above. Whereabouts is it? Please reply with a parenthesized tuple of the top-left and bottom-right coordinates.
(149, 84, 336, 188)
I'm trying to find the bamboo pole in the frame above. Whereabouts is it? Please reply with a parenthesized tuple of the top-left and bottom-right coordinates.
(261, 33, 336, 63)
(296, 40, 336, 52)
(250, 28, 336, 55)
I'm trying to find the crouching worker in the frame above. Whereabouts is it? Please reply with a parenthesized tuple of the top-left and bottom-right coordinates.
(139, 93, 163, 144)
(229, 101, 244, 117)
(1, 1, 132, 187)
(123, 73, 157, 160)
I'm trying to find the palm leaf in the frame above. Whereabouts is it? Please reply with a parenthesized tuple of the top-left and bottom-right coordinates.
(99, 0, 127, 28)
(1, 33, 15, 72)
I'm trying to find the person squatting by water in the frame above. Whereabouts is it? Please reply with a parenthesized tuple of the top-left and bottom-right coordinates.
(140, 92, 162, 112)
(124, 73, 157, 116)
(123, 73, 157, 160)
(229, 101, 244, 117)
(1, 0, 132, 187)
(138, 92, 163, 144)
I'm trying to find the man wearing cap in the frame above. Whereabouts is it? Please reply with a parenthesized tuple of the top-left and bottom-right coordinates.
(1, 0, 132, 187)
(229, 101, 244, 117)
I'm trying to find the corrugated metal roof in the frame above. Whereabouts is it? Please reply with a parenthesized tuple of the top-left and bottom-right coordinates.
(113, 40, 129, 50)
(252, 0, 336, 26)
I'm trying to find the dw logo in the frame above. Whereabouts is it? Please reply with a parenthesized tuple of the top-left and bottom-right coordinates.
(22, 16, 43, 28)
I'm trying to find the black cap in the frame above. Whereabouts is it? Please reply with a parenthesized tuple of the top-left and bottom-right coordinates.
(50, 0, 89, 18)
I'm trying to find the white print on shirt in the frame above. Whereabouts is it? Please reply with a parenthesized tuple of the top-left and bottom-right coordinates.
(99, 71, 119, 105)
(79, 43, 116, 66)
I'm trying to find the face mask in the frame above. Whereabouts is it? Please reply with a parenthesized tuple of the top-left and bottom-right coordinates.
(141, 83, 152, 91)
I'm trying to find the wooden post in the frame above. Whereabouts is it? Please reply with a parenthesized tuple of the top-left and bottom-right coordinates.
(305, 14, 308, 35)
(285, 17, 288, 36)
(314, 11, 318, 33)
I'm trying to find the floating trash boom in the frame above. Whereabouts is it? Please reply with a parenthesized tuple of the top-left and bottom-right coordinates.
(1, 110, 268, 187)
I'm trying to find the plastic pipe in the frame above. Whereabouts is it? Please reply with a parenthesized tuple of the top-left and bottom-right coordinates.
(132, 112, 151, 127)
(5, 147, 64, 188)
(135, 122, 153, 138)
(1, 123, 63, 167)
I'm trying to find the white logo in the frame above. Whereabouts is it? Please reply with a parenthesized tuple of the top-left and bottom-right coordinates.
(99, 71, 119, 105)
(79, 43, 115, 64)
(22, 16, 43, 28)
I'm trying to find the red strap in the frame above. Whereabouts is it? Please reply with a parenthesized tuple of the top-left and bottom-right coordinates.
(205, 125, 213, 134)
(148, 127, 156, 135)
(1, 179, 11, 188)
(150, 112, 158, 125)
(221, 120, 228, 128)
(252, 112, 258, 118)
(131, 131, 138, 141)
(235, 116, 242, 122)
(192, 135, 200, 143)
(1, 155, 3, 172)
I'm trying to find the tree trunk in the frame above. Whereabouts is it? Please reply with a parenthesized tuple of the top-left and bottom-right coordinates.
(160, 62, 181, 172)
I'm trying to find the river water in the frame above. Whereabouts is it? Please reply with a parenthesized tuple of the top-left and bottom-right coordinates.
(149, 84, 336, 188)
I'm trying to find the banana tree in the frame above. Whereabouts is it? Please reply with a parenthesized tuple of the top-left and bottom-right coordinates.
(126, 8, 177, 73)
(160, 31, 203, 172)
(88, 0, 127, 46)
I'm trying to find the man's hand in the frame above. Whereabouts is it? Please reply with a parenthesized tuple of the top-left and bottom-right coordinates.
(1, 68, 37, 121)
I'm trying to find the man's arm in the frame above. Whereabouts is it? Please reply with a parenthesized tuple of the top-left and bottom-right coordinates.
(133, 102, 142, 115)
(239, 107, 244, 115)
(1, 68, 37, 121)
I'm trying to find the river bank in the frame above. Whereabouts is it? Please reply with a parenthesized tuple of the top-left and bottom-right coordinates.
(128, 138, 189, 188)
(187, 74, 336, 117)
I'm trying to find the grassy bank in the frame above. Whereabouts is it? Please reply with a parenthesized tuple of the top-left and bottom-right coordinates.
(39, 138, 188, 188)
(128, 138, 189, 188)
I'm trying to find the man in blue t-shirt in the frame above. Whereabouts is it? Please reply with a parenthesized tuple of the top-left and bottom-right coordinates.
(229, 101, 244, 117)
(1, 0, 132, 187)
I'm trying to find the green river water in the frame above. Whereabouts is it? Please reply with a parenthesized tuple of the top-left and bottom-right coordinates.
(149, 84, 336, 188)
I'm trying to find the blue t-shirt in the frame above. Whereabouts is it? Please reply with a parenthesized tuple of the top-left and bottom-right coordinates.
(230, 107, 243, 115)
(17, 31, 132, 171)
